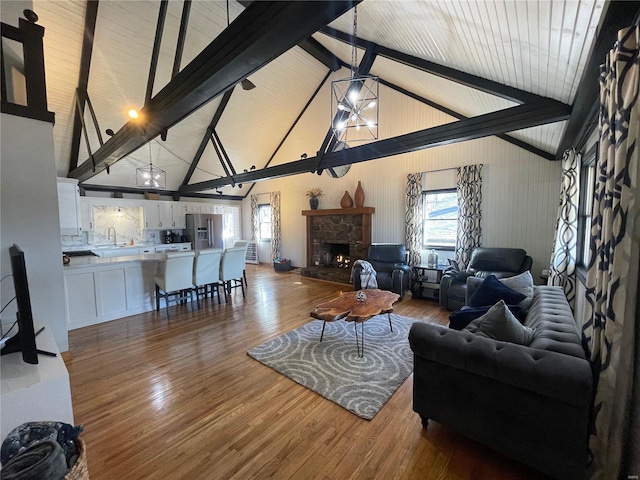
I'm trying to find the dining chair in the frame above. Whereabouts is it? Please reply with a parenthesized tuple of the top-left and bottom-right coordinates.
(219, 246, 246, 303)
(233, 240, 250, 287)
(192, 248, 222, 308)
(153, 251, 195, 318)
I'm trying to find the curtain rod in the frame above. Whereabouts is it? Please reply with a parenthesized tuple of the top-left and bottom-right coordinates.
(420, 166, 458, 174)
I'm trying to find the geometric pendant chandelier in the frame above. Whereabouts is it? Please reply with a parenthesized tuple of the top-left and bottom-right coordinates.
(136, 142, 166, 189)
(331, 5, 379, 143)
(331, 74, 379, 143)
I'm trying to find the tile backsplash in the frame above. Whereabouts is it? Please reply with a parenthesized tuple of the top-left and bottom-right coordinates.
(60, 206, 177, 249)
(93, 206, 143, 245)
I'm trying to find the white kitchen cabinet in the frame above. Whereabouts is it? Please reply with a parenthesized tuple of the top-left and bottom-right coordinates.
(172, 204, 188, 229)
(155, 243, 191, 253)
(186, 203, 201, 214)
(97, 268, 128, 317)
(125, 265, 154, 310)
(142, 203, 161, 229)
(57, 178, 81, 235)
(200, 204, 216, 214)
(64, 271, 98, 326)
(154, 245, 179, 253)
(138, 246, 155, 254)
(79, 197, 94, 232)
(141, 202, 188, 229)
(158, 203, 173, 228)
(94, 247, 142, 258)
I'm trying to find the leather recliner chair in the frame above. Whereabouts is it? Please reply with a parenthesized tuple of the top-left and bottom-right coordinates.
(439, 247, 533, 310)
(352, 244, 411, 299)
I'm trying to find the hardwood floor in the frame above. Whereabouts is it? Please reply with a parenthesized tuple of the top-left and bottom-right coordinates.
(65, 264, 548, 480)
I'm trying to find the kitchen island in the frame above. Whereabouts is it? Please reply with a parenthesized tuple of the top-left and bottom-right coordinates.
(63, 254, 164, 330)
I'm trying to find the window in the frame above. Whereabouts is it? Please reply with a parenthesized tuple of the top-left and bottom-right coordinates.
(577, 144, 597, 278)
(423, 189, 458, 249)
(223, 206, 240, 248)
(258, 204, 272, 241)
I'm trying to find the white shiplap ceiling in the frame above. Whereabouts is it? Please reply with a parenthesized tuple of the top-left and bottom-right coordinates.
(324, 0, 605, 104)
(12, 0, 610, 196)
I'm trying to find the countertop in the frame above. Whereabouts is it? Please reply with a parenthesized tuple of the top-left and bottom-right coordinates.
(63, 253, 165, 269)
(63, 244, 158, 252)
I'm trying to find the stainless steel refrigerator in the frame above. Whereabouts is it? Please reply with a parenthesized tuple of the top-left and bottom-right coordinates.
(185, 214, 224, 250)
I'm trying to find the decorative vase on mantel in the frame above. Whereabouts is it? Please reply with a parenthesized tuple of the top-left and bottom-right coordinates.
(354, 181, 365, 208)
(309, 197, 319, 210)
(340, 190, 354, 209)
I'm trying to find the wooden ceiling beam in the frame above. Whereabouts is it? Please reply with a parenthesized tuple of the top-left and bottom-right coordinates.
(319, 26, 569, 108)
(243, 70, 332, 199)
(180, 88, 234, 187)
(68, 0, 99, 172)
(81, 183, 242, 200)
(237, 0, 345, 72)
(180, 101, 571, 193)
(379, 79, 556, 161)
(68, 1, 361, 184)
(299, 37, 345, 71)
(172, 0, 191, 78)
(145, 0, 168, 105)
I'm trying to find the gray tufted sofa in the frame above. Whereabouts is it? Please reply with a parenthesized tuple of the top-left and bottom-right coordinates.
(409, 286, 593, 480)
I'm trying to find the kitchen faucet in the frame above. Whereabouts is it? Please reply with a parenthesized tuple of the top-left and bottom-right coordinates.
(107, 227, 117, 245)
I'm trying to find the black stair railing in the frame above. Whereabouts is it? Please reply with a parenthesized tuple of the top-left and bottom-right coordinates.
(1, 9, 54, 123)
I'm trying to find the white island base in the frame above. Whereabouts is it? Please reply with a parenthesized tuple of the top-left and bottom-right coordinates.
(63, 254, 164, 330)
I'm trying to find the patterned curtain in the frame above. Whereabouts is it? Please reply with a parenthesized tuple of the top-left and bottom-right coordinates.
(581, 26, 640, 480)
(405, 173, 423, 266)
(548, 148, 580, 308)
(455, 164, 483, 268)
(250, 194, 259, 243)
(269, 191, 282, 261)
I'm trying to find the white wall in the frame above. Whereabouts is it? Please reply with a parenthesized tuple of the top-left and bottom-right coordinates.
(1, 1, 33, 26)
(242, 82, 562, 282)
(1, 114, 69, 351)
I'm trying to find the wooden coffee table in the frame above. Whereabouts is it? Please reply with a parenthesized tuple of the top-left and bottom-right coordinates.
(310, 289, 400, 357)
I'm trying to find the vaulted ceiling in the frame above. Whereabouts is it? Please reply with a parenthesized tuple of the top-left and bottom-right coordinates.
(21, 0, 638, 198)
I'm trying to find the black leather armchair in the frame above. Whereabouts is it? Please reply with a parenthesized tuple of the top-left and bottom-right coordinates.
(352, 244, 411, 298)
(439, 247, 533, 310)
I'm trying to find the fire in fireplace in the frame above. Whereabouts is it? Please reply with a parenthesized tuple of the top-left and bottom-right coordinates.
(324, 243, 351, 267)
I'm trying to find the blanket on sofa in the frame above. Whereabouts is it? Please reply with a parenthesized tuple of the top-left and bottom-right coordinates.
(350, 260, 378, 289)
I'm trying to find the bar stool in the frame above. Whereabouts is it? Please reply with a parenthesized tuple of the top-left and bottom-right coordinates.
(153, 251, 195, 318)
(193, 248, 222, 308)
(219, 246, 246, 303)
(233, 240, 250, 287)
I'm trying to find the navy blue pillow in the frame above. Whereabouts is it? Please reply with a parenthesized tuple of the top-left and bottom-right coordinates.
(449, 304, 524, 330)
(468, 275, 526, 308)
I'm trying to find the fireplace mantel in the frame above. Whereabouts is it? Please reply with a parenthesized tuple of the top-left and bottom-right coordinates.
(302, 207, 375, 216)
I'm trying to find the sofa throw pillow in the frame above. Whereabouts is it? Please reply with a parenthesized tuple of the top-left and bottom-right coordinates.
(467, 274, 526, 307)
(449, 304, 523, 330)
(463, 300, 534, 345)
(499, 270, 535, 311)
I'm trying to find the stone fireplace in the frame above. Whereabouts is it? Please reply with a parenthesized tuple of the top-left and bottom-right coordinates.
(300, 207, 375, 284)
